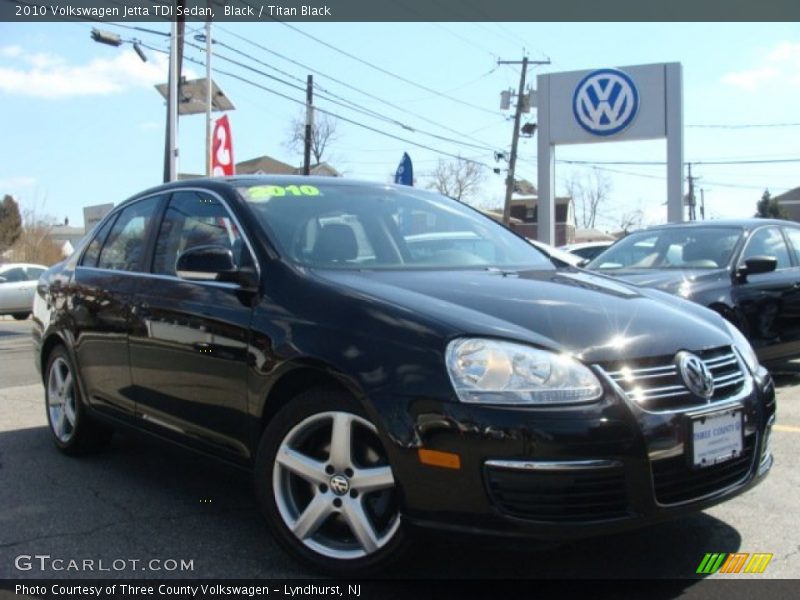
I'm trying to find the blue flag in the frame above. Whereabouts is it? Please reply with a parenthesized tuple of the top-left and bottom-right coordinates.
(394, 152, 413, 186)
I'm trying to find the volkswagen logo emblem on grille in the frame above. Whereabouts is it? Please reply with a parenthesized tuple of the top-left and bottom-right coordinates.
(573, 68, 639, 136)
(676, 351, 715, 400)
(329, 474, 350, 496)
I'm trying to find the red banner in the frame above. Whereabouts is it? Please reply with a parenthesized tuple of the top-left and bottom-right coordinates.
(211, 115, 235, 176)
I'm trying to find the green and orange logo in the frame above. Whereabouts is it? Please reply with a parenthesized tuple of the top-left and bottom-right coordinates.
(696, 552, 773, 574)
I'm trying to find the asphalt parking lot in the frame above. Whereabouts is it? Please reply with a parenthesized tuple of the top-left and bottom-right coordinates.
(1, 315, 798, 581)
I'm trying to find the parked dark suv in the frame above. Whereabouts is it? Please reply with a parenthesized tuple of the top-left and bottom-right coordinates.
(33, 177, 775, 573)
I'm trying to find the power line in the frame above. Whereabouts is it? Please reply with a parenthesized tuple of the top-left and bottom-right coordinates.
(259, 13, 502, 116)
(213, 25, 500, 151)
(559, 158, 800, 166)
(143, 42, 496, 171)
(184, 39, 500, 154)
(688, 122, 800, 129)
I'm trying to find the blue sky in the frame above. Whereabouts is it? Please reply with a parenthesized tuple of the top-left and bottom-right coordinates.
(1, 21, 798, 231)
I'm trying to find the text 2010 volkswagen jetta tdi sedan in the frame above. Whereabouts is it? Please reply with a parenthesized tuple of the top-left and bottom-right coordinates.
(33, 177, 775, 573)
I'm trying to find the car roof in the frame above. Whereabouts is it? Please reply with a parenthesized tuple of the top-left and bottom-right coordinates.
(0, 263, 47, 270)
(127, 175, 408, 201)
(633, 218, 798, 233)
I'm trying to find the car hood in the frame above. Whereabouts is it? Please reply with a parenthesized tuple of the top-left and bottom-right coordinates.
(313, 267, 732, 363)
(594, 268, 730, 295)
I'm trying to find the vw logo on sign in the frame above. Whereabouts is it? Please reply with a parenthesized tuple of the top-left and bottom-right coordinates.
(573, 69, 639, 136)
(676, 351, 715, 400)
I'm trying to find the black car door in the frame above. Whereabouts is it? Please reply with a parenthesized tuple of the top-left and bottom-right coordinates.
(127, 189, 256, 463)
(732, 225, 800, 360)
(71, 194, 166, 419)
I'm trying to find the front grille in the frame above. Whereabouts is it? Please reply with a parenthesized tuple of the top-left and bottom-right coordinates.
(651, 434, 756, 505)
(600, 346, 746, 411)
(485, 466, 629, 522)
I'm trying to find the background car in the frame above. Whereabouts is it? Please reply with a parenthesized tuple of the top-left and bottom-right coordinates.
(560, 240, 614, 262)
(0, 262, 47, 320)
(527, 238, 584, 267)
(586, 219, 800, 362)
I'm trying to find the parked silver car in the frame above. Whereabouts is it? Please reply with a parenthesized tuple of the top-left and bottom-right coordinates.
(0, 263, 47, 320)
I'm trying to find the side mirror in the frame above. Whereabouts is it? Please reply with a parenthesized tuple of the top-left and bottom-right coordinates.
(737, 255, 777, 282)
(577, 258, 590, 268)
(0, 276, 6, 284)
(176, 245, 258, 290)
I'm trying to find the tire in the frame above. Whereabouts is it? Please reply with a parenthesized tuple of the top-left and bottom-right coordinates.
(254, 389, 411, 575)
(12, 312, 30, 321)
(44, 345, 113, 455)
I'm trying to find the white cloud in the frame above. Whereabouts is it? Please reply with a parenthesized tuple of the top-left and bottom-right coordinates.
(0, 45, 23, 58)
(0, 46, 179, 98)
(0, 176, 37, 189)
(723, 40, 800, 90)
(721, 67, 780, 91)
(139, 121, 161, 131)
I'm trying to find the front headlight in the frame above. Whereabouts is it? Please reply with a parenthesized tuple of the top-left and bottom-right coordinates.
(445, 338, 603, 405)
(723, 319, 759, 374)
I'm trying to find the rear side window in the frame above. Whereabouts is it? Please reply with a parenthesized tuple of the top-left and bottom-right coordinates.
(152, 191, 249, 276)
(0, 267, 26, 282)
(81, 216, 117, 268)
(26, 267, 45, 280)
(97, 196, 161, 272)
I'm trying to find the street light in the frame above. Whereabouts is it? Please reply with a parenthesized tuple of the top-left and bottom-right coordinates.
(90, 29, 121, 47)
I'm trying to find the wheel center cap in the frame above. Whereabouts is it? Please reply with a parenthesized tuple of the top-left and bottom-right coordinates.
(329, 474, 350, 496)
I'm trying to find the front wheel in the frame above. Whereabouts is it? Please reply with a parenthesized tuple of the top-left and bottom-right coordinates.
(12, 312, 30, 321)
(255, 390, 410, 575)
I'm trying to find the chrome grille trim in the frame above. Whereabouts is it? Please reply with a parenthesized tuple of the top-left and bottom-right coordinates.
(596, 347, 749, 412)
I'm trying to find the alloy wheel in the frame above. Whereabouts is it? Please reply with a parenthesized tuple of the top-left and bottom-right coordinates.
(272, 411, 400, 560)
(47, 357, 77, 443)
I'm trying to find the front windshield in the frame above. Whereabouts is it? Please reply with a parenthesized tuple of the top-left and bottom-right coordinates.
(241, 182, 554, 270)
(588, 226, 742, 270)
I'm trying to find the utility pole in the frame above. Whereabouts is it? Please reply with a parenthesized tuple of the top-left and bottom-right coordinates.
(700, 188, 706, 220)
(686, 162, 699, 221)
(303, 75, 313, 176)
(163, 2, 186, 183)
(498, 56, 550, 225)
(204, 14, 213, 176)
(164, 19, 179, 183)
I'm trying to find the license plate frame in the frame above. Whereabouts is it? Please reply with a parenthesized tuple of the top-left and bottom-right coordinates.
(689, 408, 743, 469)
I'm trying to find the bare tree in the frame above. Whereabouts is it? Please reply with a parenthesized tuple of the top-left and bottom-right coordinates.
(565, 169, 612, 229)
(618, 209, 644, 234)
(285, 111, 340, 165)
(8, 202, 63, 266)
(427, 158, 485, 204)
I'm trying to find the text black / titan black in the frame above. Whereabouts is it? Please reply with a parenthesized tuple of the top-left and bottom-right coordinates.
(32, 176, 775, 574)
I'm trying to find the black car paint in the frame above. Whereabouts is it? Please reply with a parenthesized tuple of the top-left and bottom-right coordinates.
(588, 220, 800, 362)
(33, 177, 775, 541)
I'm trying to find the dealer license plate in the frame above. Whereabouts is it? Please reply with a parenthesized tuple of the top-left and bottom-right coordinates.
(691, 409, 743, 468)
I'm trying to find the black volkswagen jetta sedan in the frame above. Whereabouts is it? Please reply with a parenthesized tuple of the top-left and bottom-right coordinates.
(33, 177, 775, 573)
(586, 219, 800, 363)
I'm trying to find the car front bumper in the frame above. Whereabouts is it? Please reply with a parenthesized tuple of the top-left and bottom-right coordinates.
(375, 367, 776, 540)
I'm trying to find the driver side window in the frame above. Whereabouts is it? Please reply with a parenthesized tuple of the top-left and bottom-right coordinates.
(152, 191, 250, 276)
(741, 227, 791, 270)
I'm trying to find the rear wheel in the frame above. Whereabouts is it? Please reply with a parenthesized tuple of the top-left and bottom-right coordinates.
(255, 389, 409, 574)
(45, 346, 112, 454)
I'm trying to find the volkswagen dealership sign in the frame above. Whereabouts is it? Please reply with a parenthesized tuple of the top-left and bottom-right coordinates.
(572, 69, 639, 136)
(535, 63, 684, 244)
